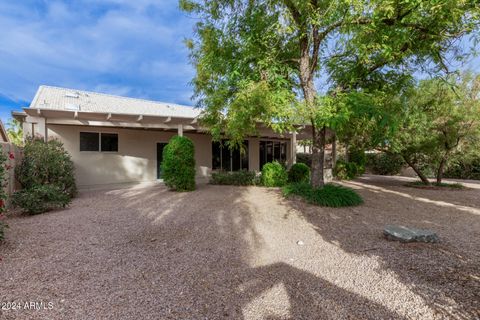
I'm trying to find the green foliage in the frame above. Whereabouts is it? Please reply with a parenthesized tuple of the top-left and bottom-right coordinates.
(15, 138, 77, 197)
(367, 73, 480, 184)
(181, 0, 478, 187)
(162, 136, 196, 191)
(261, 161, 287, 187)
(12, 185, 70, 215)
(288, 163, 310, 183)
(0, 146, 8, 240)
(444, 155, 480, 180)
(348, 149, 366, 169)
(334, 160, 362, 180)
(6, 119, 23, 146)
(366, 153, 404, 175)
(283, 182, 363, 207)
(13, 138, 76, 214)
(210, 170, 258, 186)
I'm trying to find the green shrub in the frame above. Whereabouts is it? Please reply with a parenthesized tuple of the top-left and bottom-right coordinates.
(288, 163, 310, 183)
(14, 138, 76, 214)
(444, 156, 480, 180)
(210, 170, 257, 186)
(16, 138, 76, 197)
(348, 148, 366, 170)
(12, 185, 70, 215)
(334, 160, 361, 180)
(283, 182, 363, 207)
(162, 136, 196, 191)
(261, 161, 288, 187)
(366, 153, 405, 175)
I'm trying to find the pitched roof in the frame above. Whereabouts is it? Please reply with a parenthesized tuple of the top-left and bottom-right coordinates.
(29, 85, 201, 119)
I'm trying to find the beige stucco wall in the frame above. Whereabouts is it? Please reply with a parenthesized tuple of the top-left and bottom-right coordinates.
(47, 125, 216, 187)
(46, 124, 284, 188)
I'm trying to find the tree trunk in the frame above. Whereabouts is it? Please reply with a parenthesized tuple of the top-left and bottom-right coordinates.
(436, 151, 450, 184)
(403, 155, 430, 185)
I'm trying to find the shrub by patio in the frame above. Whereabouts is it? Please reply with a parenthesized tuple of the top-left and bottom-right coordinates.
(13, 138, 76, 214)
(210, 170, 258, 186)
(283, 182, 363, 207)
(288, 163, 310, 183)
(162, 135, 196, 191)
(261, 161, 288, 187)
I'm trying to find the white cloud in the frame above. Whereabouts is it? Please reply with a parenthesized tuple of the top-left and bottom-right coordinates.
(0, 0, 196, 105)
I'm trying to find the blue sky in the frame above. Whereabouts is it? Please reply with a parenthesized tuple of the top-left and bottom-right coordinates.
(0, 0, 196, 124)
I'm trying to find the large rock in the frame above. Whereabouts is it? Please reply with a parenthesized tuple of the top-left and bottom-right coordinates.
(383, 225, 439, 243)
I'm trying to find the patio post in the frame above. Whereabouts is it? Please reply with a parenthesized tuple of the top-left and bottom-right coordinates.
(291, 131, 297, 166)
(178, 124, 183, 136)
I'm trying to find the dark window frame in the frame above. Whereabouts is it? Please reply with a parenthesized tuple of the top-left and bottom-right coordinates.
(79, 131, 118, 152)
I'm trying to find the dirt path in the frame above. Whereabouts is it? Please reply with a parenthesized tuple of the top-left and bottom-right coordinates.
(1, 175, 478, 319)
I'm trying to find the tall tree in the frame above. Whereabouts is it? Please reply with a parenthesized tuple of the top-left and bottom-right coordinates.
(180, 0, 479, 187)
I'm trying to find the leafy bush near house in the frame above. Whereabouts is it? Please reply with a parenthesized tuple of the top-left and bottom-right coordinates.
(261, 161, 288, 187)
(288, 163, 310, 183)
(366, 153, 405, 175)
(444, 156, 480, 180)
(162, 135, 196, 191)
(0, 146, 8, 240)
(334, 160, 361, 180)
(210, 170, 258, 186)
(12, 185, 70, 215)
(16, 138, 77, 197)
(283, 182, 363, 207)
(14, 138, 76, 214)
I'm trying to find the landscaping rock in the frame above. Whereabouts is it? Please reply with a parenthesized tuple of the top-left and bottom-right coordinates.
(383, 225, 439, 243)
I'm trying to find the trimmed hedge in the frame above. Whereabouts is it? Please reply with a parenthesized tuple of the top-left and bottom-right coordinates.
(282, 182, 364, 207)
(162, 136, 196, 191)
(210, 170, 258, 186)
(288, 163, 310, 183)
(261, 161, 288, 187)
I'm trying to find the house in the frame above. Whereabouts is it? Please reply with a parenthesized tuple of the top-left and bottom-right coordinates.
(13, 86, 320, 189)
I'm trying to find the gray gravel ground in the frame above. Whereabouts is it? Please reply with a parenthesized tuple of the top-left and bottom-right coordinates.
(0, 175, 479, 320)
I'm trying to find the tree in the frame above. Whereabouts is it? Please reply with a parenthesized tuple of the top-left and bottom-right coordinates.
(423, 74, 480, 184)
(6, 119, 23, 146)
(376, 73, 480, 185)
(180, 0, 479, 187)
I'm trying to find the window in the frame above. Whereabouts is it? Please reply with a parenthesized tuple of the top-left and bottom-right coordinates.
(212, 140, 249, 171)
(80, 132, 118, 152)
(259, 140, 287, 169)
(101, 133, 118, 152)
(80, 132, 99, 151)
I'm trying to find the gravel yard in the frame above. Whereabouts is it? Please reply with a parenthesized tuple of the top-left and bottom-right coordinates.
(0, 175, 479, 320)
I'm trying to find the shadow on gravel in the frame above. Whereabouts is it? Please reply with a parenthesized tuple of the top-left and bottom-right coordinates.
(110, 184, 404, 319)
(283, 175, 480, 320)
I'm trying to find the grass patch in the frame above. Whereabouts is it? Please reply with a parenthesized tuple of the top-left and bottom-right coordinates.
(283, 182, 364, 207)
(405, 181, 465, 190)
